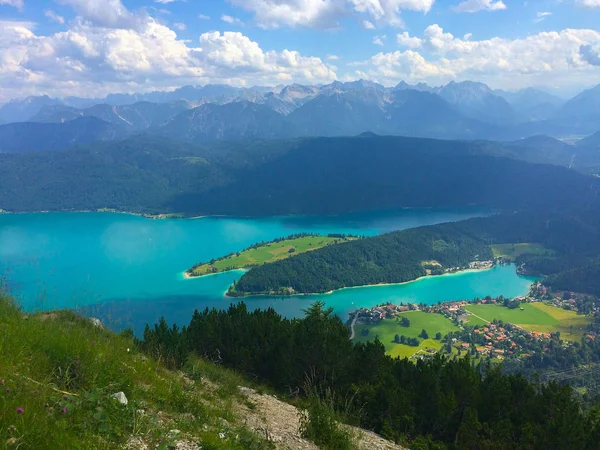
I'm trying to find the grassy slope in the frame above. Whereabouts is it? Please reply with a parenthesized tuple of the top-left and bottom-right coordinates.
(0, 295, 270, 449)
(465, 303, 592, 341)
(491, 243, 554, 260)
(353, 311, 460, 358)
(189, 235, 355, 276)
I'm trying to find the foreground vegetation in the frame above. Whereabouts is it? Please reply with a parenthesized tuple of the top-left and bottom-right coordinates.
(141, 300, 600, 449)
(0, 294, 272, 449)
(187, 234, 356, 277)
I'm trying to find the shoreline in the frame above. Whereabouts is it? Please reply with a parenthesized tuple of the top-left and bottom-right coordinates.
(226, 265, 499, 299)
(0, 205, 494, 222)
(182, 268, 247, 280)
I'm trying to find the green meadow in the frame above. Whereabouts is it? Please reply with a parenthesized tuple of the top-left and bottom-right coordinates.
(353, 311, 460, 358)
(465, 302, 592, 341)
(491, 243, 553, 260)
(187, 235, 356, 276)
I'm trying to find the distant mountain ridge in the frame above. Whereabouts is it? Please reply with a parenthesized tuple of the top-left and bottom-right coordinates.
(1, 80, 599, 147)
(31, 101, 191, 131)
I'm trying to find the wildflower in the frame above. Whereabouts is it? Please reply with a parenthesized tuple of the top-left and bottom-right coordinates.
(5, 388, 10, 393)
(74, 360, 80, 366)
(61, 407, 67, 414)
(16, 408, 24, 414)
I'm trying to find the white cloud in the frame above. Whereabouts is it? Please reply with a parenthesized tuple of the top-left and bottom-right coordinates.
(0, 2, 336, 102)
(0, 0, 23, 9)
(45, 10, 65, 24)
(577, 0, 600, 7)
(534, 11, 552, 23)
(56, 0, 147, 29)
(362, 20, 375, 29)
(198, 14, 211, 20)
(352, 25, 600, 90)
(221, 14, 244, 25)
(228, 0, 434, 29)
(173, 22, 186, 30)
(372, 34, 386, 46)
(397, 31, 422, 48)
(453, 0, 506, 13)
(327, 54, 340, 60)
(580, 44, 600, 66)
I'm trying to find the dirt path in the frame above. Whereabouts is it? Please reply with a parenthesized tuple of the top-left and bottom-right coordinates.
(237, 386, 406, 450)
(467, 311, 490, 324)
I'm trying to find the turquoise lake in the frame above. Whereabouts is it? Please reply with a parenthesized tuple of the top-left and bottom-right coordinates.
(0, 209, 537, 332)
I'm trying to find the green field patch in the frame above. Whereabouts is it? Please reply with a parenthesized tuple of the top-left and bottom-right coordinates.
(187, 234, 357, 277)
(465, 303, 592, 341)
(353, 311, 460, 359)
(491, 243, 553, 260)
(529, 303, 592, 341)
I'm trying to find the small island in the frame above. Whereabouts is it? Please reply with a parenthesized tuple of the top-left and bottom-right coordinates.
(185, 233, 358, 278)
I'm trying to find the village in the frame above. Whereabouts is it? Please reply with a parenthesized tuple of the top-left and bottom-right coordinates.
(351, 281, 599, 362)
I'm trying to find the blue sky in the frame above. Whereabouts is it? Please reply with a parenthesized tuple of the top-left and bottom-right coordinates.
(0, 0, 599, 101)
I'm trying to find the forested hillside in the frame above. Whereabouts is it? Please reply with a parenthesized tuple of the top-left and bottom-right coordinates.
(230, 224, 492, 295)
(233, 209, 600, 296)
(1, 135, 598, 216)
(0, 117, 127, 153)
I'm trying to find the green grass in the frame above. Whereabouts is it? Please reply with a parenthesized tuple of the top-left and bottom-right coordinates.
(353, 311, 460, 358)
(465, 303, 592, 341)
(188, 235, 357, 276)
(491, 243, 553, 260)
(0, 294, 271, 449)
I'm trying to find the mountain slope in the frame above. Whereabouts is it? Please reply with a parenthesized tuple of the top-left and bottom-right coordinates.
(0, 117, 128, 153)
(288, 91, 388, 136)
(1, 294, 404, 450)
(472, 135, 577, 169)
(386, 89, 498, 139)
(0, 95, 64, 124)
(166, 135, 599, 216)
(156, 101, 297, 141)
(556, 84, 600, 117)
(496, 88, 564, 121)
(32, 101, 191, 130)
(1, 134, 598, 215)
(434, 81, 516, 125)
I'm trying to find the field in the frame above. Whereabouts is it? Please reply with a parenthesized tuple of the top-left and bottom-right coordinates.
(491, 243, 553, 260)
(353, 311, 460, 358)
(465, 302, 592, 341)
(188, 235, 356, 276)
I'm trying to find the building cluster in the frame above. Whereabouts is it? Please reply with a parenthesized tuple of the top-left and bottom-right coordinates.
(353, 303, 414, 325)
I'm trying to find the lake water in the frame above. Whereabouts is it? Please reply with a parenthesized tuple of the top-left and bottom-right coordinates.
(0, 209, 537, 332)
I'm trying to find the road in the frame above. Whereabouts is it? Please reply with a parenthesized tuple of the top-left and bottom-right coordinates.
(349, 313, 358, 340)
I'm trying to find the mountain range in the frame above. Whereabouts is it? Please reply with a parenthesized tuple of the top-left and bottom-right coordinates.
(0, 80, 599, 151)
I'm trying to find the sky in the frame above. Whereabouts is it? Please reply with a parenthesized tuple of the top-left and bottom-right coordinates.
(0, 0, 599, 102)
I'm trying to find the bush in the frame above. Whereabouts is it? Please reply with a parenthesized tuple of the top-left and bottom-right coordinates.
(300, 395, 355, 450)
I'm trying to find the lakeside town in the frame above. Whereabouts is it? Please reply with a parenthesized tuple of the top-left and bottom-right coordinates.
(350, 279, 600, 362)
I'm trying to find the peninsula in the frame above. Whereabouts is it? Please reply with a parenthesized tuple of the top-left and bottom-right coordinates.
(185, 233, 358, 277)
